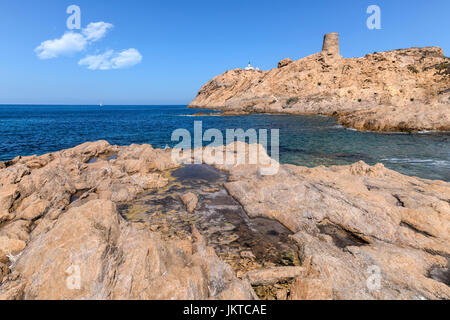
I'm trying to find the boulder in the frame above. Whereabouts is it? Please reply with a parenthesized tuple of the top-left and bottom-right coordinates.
(277, 58, 293, 68)
(180, 192, 199, 213)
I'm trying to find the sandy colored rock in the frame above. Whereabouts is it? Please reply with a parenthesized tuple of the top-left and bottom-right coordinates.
(0, 141, 449, 300)
(289, 258, 333, 300)
(0, 236, 26, 264)
(0, 220, 31, 242)
(0, 199, 256, 300)
(189, 34, 450, 132)
(0, 184, 19, 223)
(131, 173, 168, 190)
(223, 159, 450, 299)
(180, 192, 199, 213)
(337, 103, 450, 132)
(0, 279, 25, 300)
(290, 278, 333, 300)
(0, 262, 8, 283)
(16, 198, 50, 221)
(278, 58, 293, 68)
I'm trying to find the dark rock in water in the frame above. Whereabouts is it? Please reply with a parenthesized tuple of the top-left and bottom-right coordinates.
(118, 164, 301, 299)
(172, 164, 222, 183)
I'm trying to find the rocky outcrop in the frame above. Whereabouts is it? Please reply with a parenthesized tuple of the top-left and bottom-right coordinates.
(224, 160, 450, 299)
(337, 103, 450, 132)
(0, 141, 449, 300)
(278, 58, 293, 68)
(1, 199, 255, 300)
(0, 141, 256, 300)
(189, 33, 450, 132)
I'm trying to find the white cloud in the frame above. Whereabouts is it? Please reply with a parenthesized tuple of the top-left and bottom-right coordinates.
(78, 50, 114, 70)
(82, 22, 113, 42)
(35, 21, 113, 59)
(78, 48, 142, 70)
(35, 32, 87, 59)
(111, 48, 143, 69)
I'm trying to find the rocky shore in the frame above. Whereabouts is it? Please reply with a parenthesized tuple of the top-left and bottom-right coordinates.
(0, 141, 449, 299)
(188, 33, 450, 133)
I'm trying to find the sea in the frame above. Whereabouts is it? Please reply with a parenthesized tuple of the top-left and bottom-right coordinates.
(0, 105, 449, 181)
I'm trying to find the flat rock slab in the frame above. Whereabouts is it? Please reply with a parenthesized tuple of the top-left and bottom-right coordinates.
(244, 267, 305, 286)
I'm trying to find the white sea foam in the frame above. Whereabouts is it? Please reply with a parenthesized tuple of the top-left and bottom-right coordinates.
(178, 114, 221, 117)
(381, 158, 450, 167)
(417, 130, 445, 134)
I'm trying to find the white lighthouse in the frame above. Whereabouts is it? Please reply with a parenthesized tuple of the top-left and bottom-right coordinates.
(245, 61, 259, 71)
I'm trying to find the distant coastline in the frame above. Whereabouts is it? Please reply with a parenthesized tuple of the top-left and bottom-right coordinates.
(188, 33, 450, 133)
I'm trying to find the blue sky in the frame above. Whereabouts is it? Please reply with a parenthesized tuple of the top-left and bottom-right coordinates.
(0, 0, 449, 105)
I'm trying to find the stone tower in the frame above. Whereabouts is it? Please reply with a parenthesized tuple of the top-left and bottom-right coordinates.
(322, 33, 340, 57)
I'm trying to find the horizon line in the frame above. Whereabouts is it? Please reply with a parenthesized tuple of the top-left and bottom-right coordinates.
(0, 103, 190, 106)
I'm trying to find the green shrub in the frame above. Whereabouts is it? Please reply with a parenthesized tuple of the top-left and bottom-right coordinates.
(407, 65, 419, 73)
(435, 62, 450, 75)
(286, 97, 299, 105)
(435, 62, 449, 71)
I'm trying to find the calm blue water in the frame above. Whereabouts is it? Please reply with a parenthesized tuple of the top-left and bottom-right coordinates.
(0, 105, 449, 181)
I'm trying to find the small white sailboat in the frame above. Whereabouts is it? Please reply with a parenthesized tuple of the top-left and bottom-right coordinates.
(99, 103, 104, 107)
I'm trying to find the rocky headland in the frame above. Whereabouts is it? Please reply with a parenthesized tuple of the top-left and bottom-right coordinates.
(188, 33, 450, 132)
(0, 141, 449, 300)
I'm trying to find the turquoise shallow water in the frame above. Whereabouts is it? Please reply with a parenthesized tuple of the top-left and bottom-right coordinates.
(0, 105, 449, 181)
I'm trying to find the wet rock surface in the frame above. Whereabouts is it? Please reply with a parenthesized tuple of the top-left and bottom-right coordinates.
(118, 164, 301, 299)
